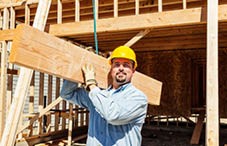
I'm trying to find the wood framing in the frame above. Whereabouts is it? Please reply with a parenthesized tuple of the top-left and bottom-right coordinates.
(0, 29, 15, 41)
(49, 5, 227, 37)
(206, 0, 219, 145)
(0, 7, 9, 140)
(9, 24, 162, 105)
(0, 0, 52, 145)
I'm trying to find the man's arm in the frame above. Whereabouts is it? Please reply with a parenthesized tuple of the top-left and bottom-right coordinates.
(60, 80, 93, 109)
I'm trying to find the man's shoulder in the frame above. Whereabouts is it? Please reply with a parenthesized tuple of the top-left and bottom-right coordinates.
(127, 84, 147, 97)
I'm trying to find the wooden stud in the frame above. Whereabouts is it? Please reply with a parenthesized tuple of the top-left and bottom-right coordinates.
(183, 0, 187, 9)
(57, 0, 62, 24)
(0, 7, 9, 140)
(0, 1, 52, 145)
(74, 105, 79, 127)
(7, 7, 15, 110)
(54, 77, 60, 131)
(47, 75, 53, 132)
(25, 3, 30, 25)
(75, 0, 80, 22)
(135, 0, 139, 15)
(38, 72, 44, 134)
(206, 0, 219, 145)
(67, 103, 73, 146)
(62, 100, 66, 129)
(158, 0, 162, 12)
(56, 0, 62, 131)
(28, 72, 35, 136)
(114, 0, 118, 17)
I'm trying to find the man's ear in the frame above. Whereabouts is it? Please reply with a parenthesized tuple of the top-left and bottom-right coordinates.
(132, 68, 136, 73)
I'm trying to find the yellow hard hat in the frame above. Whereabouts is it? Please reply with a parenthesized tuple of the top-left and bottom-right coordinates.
(109, 46, 137, 69)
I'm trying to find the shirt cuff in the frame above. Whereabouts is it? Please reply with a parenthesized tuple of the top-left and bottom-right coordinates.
(89, 86, 100, 98)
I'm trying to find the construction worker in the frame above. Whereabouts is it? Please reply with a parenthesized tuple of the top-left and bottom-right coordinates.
(60, 46, 148, 146)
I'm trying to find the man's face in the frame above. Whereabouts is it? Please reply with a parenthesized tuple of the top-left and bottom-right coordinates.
(111, 58, 135, 88)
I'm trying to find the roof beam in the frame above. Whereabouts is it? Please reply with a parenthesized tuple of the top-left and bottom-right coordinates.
(49, 5, 227, 37)
(9, 24, 162, 105)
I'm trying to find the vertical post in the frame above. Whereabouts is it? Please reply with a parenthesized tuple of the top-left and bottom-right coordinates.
(158, 0, 162, 12)
(135, 0, 139, 15)
(183, 0, 187, 9)
(68, 103, 73, 146)
(38, 72, 44, 134)
(114, 0, 118, 17)
(28, 72, 35, 136)
(94, 0, 98, 20)
(0, 1, 52, 145)
(206, 0, 219, 146)
(47, 75, 52, 132)
(75, 0, 80, 22)
(6, 7, 15, 111)
(25, 3, 30, 25)
(0, 7, 9, 140)
(55, 77, 60, 131)
(57, 0, 62, 24)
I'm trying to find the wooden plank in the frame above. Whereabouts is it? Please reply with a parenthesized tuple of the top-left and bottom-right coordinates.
(206, 0, 219, 146)
(0, 1, 52, 146)
(49, 4, 227, 37)
(190, 112, 205, 144)
(49, 7, 206, 37)
(0, 0, 39, 8)
(124, 29, 151, 47)
(9, 24, 162, 105)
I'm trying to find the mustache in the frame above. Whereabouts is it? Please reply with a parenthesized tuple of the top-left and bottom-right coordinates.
(116, 71, 126, 75)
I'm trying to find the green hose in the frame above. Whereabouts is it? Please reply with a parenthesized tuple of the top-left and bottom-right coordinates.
(92, 0, 99, 54)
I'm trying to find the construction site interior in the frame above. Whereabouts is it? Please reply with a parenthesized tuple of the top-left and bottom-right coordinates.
(0, 0, 227, 145)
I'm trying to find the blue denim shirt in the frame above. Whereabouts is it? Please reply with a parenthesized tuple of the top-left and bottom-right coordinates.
(60, 80, 148, 146)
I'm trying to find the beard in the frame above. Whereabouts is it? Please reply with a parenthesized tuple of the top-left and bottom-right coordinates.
(115, 72, 127, 84)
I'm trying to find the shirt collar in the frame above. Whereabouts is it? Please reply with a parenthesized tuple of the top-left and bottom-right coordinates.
(107, 82, 132, 92)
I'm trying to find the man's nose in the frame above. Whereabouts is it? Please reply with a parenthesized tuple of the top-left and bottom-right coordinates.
(118, 64, 124, 70)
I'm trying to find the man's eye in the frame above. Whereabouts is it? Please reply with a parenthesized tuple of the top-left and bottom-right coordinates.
(123, 63, 130, 68)
(114, 63, 120, 67)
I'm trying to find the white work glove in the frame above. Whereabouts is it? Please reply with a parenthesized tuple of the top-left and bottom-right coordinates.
(82, 64, 97, 89)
